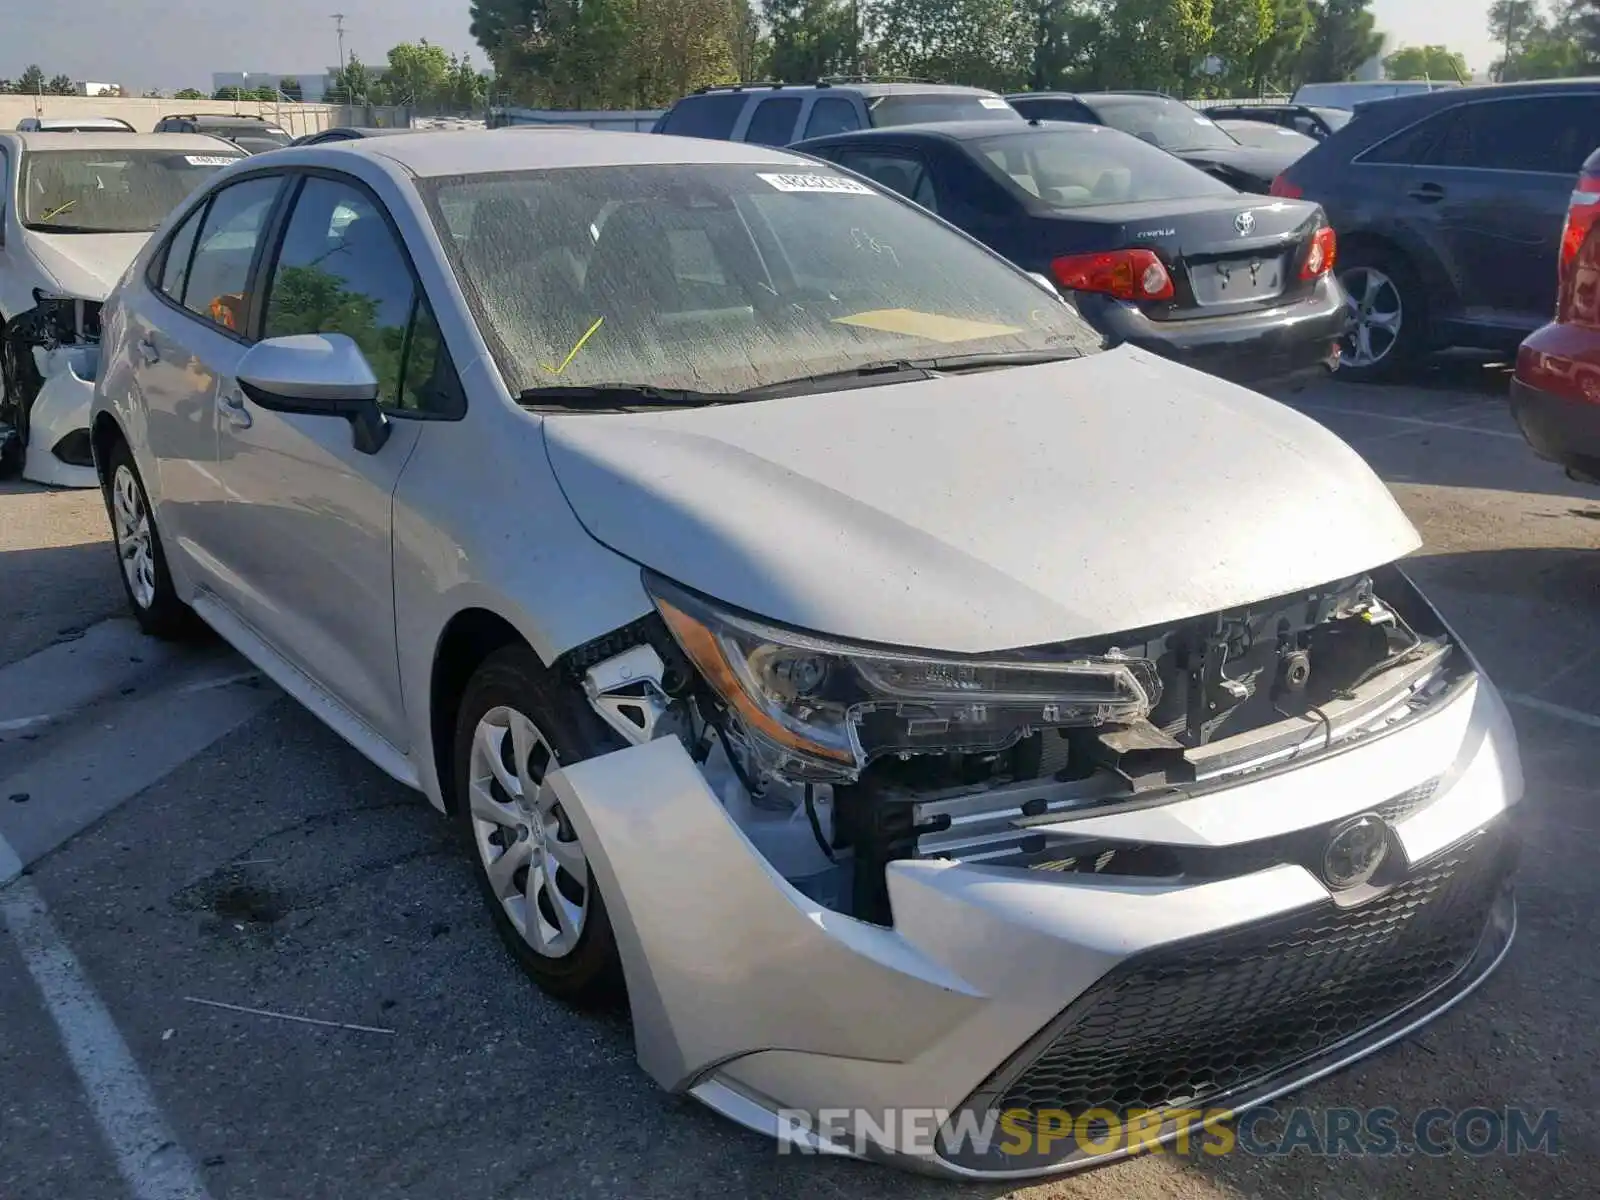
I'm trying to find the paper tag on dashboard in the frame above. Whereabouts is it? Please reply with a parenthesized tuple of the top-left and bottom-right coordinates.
(757, 172, 873, 195)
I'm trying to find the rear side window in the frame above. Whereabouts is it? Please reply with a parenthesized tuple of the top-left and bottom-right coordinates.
(180, 175, 282, 333)
(745, 97, 801, 146)
(868, 93, 1020, 127)
(1361, 111, 1453, 166)
(1427, 96, 1600, 175)
(156, 205, 205, 302)
(973, 127, 1234, 209)
(804, 97, 862, 138)
(833, 149, 940, 213)
(658, 93, 749, 140)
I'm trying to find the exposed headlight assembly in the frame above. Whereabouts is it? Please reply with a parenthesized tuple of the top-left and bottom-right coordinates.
(646, 573, 1160, 783)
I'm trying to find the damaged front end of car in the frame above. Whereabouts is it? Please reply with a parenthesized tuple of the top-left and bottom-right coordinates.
(537, 559, 1520, 1178)
(0, 291, 102, 487)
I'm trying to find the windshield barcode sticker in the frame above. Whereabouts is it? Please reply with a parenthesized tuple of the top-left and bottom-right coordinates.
(757, 173, 873, 195)
(184, 155, 240, 166)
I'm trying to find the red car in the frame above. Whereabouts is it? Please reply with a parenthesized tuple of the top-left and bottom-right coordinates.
(1512, 148, 1600, 484)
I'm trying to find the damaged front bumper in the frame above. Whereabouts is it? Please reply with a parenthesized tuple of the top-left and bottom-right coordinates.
(542, 669, 1521, 1179)
(21, 343, 98, 488)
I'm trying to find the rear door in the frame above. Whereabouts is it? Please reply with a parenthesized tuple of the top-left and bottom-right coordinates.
(124, 172, 286, 575)
(1409, 93, 1600, 332)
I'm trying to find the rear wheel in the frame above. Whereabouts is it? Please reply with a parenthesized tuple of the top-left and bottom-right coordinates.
(103, 439, 198, 639)
(452, 645, 626, 1007)
(1336, 249, 1428, 382)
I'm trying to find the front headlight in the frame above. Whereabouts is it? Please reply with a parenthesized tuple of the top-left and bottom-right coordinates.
(646, 573, 1160, 782)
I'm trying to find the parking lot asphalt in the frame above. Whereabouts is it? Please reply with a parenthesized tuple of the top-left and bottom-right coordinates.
(1, 364, 1597, 1200)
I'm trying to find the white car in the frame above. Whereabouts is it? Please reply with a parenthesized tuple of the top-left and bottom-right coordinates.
(89, 130, 1522, 1178)
(0, 131, 244, 485)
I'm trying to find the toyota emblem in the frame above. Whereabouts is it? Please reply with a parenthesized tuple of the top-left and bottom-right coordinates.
(1235, 211, 1256, 236)
(1321, 815, 1389, 890)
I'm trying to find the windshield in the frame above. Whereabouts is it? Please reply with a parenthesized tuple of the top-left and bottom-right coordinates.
(20, 148, 244, 232)
(207, 124, 290, 144)
(973, 127, 1234, 209)
(1313, 107, 1352, 131)
(1091, 96, 1237, 152)
(867, 93, 1022, 128)
(1217, 122, 1318, 152)
(421, 163, 1100, 398)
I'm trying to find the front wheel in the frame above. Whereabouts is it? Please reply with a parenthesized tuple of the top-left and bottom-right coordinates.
(452, 645, 625, 1007)
(1336, 250, 1428, 382)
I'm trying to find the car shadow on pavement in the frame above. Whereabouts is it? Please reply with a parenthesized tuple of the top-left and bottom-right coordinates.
(0, 541, 127, 668)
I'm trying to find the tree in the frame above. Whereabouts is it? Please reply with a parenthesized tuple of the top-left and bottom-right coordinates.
(1238, 0, 1314, 92)
(16, 64, 46, 95)
(1295, 0, 1384, 84)
(386, 39, 454, 106)
(212, 86, 245, 100)
(765, 0, 856, 81)
(1383, 44, 1469, 81)
(279, 76, 304, 101)
(1205, 0, 1276, 94)
(1495, 0, 1585, 78)
(729, 0, 770, 80)
(1092, 0, 1216, 96)
(174, 87, 206, 100)
(47, 74, 76, 95)
(325, 55, 376, 104)
(872, 0, 1032, 90)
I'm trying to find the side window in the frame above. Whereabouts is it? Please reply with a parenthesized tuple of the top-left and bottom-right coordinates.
(261, 176, 461, 416)
(804, 98, 862, 139)
(657, 93, 749, 140)
(836, 150, 938, 214)
(744, 97, 802, 146)
(181, 175, 283, 333)
(1428, 97, 1599, 175)
(1361, 110, 1455, 166)
(156, 204, 205, 303)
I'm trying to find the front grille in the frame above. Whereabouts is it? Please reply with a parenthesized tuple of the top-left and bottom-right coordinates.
(969, 821, 1515, 1126)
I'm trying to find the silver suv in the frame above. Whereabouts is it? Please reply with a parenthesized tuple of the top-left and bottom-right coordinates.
(654, 79, 1024, 146)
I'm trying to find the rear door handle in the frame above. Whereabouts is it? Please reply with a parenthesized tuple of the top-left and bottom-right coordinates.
(216, 388, 253, 430)
(1408, 182, 1446, 203)
(137, 338, 159, 365)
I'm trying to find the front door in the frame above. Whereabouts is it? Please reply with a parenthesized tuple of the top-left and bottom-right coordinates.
(207, 172, 462, 751)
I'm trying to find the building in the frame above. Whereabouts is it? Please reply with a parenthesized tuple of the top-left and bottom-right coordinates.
(210, 71, 333, 102)
(75, 82, 124, 97)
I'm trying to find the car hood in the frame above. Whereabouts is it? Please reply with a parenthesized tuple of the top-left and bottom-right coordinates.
(22, 231, 149, 301)
(1173, 141, 1304, 181)
(541, 346, 1421, 653)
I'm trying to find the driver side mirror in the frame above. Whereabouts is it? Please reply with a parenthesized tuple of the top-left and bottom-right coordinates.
(236, 333, 391, 454)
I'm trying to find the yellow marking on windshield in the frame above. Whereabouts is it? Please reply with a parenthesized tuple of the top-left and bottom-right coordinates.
(833, 309, 1024, 343)
(540, 315, 605, 375)
(39, 199, 77, 222)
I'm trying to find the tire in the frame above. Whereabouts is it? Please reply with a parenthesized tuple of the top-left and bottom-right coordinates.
(1335, 247, 1429, 383)
(102, 439, 198, 639)
(452, 644, 626, 1008)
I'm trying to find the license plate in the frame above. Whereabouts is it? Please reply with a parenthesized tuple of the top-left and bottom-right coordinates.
(1189, 254, 1286, 306)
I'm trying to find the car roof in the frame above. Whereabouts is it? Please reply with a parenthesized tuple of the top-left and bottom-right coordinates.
(24, 116, 135, 130)
(3, 131, 245, 153)
(311, 126, 818, 177)
(1007, 90, 1178, 103)
(1345, 76, 1600, 117)
(691, 81, 1000, 98)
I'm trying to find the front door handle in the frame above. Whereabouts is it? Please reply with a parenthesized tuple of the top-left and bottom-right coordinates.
(137, 338, 159, 365)
(216, 388, 253, 430)
(1408, 182, 1446, 203)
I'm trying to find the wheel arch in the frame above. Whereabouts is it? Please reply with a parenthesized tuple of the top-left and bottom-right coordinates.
(428, 607, 529, 814)
(90, 410, 125, 489)
(1337, 229, 1455, 323)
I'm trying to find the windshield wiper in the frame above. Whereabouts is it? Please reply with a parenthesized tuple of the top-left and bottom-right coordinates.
(739, 348, 1083, 400)
(517, 383, 735, 412)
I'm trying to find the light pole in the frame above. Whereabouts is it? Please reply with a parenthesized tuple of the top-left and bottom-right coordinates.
(332, 13, 347, 73)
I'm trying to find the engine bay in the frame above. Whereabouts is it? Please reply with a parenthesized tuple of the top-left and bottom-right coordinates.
(571, 562, 1469, 926)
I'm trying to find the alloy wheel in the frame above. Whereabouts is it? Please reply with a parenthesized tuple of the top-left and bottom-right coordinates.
(111, 464, 157, 610)
(467, 705, 590, 958)
(1341, 266, 1404, 368)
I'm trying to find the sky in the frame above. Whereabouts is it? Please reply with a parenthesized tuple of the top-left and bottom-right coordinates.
(1, 0, 1501, 95)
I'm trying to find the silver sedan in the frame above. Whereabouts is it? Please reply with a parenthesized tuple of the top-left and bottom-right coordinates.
(87, 128, 1522, 1178)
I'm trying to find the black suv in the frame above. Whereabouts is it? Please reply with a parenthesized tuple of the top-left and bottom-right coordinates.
(653, 80, 1022, 146)
(1271, 79, 1600, 380)
(153, 113, 292, 154)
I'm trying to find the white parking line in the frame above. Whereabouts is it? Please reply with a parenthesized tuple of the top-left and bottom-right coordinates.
(1, 871, 213, 1200)
(1505, 692, 1600, 731)
(1293, 403, 1524, 440)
